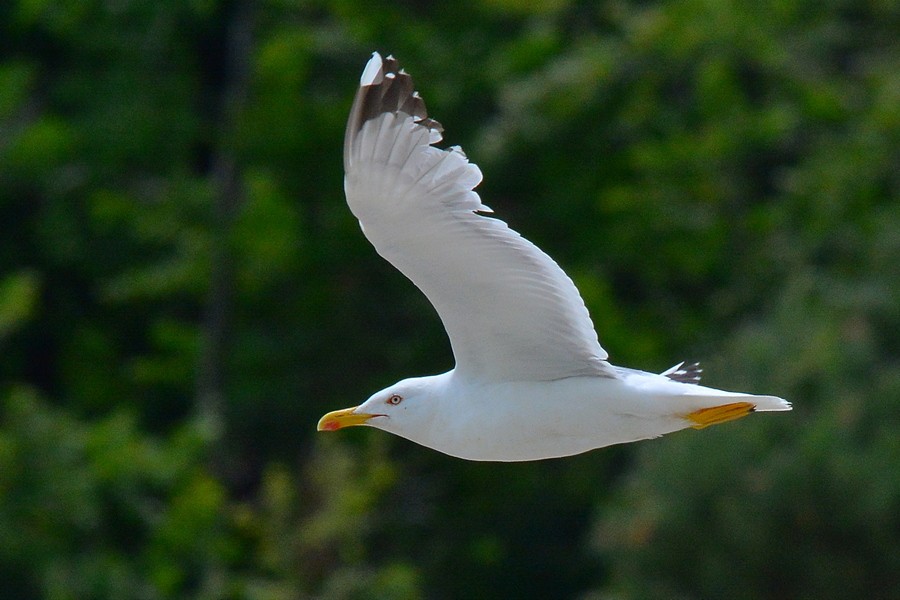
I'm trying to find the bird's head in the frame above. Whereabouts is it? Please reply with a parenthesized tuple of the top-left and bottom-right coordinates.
(316, 375, 444, 438)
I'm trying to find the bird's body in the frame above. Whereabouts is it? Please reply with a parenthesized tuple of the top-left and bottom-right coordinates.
(317, 53, 791, 461)
(352, 370, 786, 461)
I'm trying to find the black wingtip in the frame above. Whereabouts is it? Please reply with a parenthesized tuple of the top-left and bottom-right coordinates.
(663, 361, 703, 384)
(344, 52, 444, 170)
(353, 53, 442, 130)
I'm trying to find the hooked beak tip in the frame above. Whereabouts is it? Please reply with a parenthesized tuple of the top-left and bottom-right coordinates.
(317, 406, 378, 431)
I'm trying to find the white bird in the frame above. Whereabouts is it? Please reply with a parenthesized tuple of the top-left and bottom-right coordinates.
(317, 52, 791, 461)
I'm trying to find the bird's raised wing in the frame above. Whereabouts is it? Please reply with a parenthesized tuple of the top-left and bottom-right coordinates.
(343, 53, 615, 383)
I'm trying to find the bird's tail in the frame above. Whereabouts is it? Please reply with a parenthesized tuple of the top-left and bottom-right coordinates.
(681, 393, 791, 429)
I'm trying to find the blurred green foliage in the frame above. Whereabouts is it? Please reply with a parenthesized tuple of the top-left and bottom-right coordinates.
(1, 0, 898, 598)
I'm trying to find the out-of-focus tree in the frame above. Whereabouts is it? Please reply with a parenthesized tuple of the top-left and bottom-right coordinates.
(577, 0, 900, 598)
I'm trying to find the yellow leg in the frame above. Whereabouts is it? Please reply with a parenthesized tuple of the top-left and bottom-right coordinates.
(684, 402, 755, 429)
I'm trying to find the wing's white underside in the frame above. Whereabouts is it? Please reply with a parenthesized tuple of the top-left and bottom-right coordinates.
(343, 53, 614, 383)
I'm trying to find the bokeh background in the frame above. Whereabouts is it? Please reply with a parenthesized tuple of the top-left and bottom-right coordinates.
(2, 0, 898, 598)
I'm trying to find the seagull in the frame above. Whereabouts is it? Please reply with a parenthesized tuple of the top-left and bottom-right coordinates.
(317, 52, 791, 461)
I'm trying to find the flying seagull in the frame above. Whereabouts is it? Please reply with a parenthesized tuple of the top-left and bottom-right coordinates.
(317, 52, 790, 461)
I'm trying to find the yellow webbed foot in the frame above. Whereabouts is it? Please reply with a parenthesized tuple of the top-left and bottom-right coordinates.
(684, 402, 755, 430)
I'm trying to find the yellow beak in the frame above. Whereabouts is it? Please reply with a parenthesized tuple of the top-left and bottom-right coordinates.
(317, 406, 381, 431)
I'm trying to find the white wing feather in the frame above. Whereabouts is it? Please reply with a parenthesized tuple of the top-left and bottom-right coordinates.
(343, 53, 615, 383)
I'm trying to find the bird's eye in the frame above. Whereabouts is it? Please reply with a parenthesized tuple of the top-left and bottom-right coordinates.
(387, 394, 403, 405)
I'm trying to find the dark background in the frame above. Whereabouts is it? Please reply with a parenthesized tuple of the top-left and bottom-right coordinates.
(1, 0, 898, 598)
